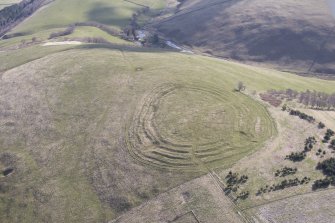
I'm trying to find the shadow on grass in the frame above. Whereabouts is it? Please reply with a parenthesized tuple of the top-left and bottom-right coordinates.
(87, 2, 136, 27)
(2, 32, 32, 39)
(74, 42, 179, 54)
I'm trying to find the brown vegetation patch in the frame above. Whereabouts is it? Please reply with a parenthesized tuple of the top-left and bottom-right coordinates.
(260, 92, 282, 107)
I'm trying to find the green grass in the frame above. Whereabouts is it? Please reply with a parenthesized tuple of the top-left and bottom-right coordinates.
(0, 29, 61, 48)
(0, 0, 164, 56)
(126, 82, 276, 171)
(10, 0, 166, 35)
(66, 26, 133, 44)
(0, 44, 76, 71)
(1, 44, 335, 92)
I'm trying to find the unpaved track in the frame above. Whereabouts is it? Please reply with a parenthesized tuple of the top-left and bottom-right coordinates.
(42, 41, 82, 46)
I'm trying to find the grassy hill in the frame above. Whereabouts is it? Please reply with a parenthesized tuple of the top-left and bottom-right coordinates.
(0, 0, 335, 222)
(154, 0, 335, 77)
(9, 0, 165, 34)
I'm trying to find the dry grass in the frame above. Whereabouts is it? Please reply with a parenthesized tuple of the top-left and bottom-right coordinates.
(251, 189, 335, 223)
(111, 174, 244, 223)
(0, 42, 334, 222)
(301, 109, 335, 130)
(213, 99, 335, 221)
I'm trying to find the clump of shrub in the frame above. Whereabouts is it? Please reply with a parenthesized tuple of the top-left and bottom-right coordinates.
(289, 109, 315, 123)
(312, 178, 333, 190)
(285, 152, 306, 162)
(323, 129, 335, 143)
(224, 171, 249, 199)
(330, 139, 335, 149)
(225, 171, 248, 192)
(316, 158, 335, 177)
(237, 191, 249, 200)
(257, 177, 310, 195)
(318, 122, 326, 129)
(304, 136, 317, 152)
(275, 167, 297, 177)
(49, 25, 75, 39)
(282, 104, 287, 111)
(316, 148, 327, 156)
(313, 158, 335, 190)
(75, 37, 110, 44)
(107, 196, 132, 213)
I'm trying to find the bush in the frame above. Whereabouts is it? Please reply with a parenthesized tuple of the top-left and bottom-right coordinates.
(312, 178, 332, 190)
(257, 177, 310, 195)
(149, 34, 159, 45)
(327, 129, 335, 135)
(49, 25, 75, 39)
(323, 135, 331, 143)
(285, 152, 306, 162)
(304, 136, 317, 152)
(318, 122, 325, 129)
(237, 191, 249, 200)
(289, 110, 315, 123)
(236, 81, 245, 91)
(330, 139, 335, 149)
(224, 171, 248, 195)
(275, 167, 297, 177)
(323, 129, 335, 143)
(313, 158, 335, 190)
(316, 158, 335, 177)
(107, 196, 132, 213)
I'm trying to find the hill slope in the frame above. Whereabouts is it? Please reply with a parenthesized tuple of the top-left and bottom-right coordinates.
(1, 0, 335, 222)
(155, 0, 335, 77)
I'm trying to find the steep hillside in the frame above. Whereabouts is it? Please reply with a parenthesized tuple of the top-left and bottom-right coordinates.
(155, 0, 335, 77)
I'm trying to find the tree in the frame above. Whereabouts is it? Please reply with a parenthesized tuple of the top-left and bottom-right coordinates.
(150, 34, 159, 45)
(285, 152, 306, 162)
(236, 81, 245, 91)
(318, 122, 325, 129)
(0, 0, 47, 36)
(330, 139, 335, 149)
(153, 34, 159, 44)
(282, 104, 287, 111)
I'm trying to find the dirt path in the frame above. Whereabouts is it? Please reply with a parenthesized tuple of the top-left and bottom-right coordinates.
(42, 41, 82, 46)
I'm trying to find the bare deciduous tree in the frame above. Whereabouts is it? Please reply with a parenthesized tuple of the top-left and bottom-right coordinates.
(236, 81, 245, 91)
